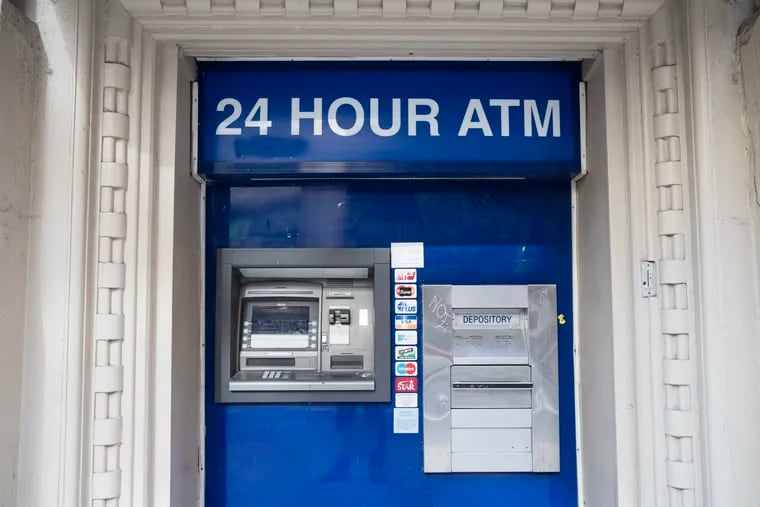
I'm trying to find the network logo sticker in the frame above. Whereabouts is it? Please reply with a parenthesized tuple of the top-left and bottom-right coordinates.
(395, 284, 417, 299)
(395, 315, 418, 330)
(395, 330, 418, 345)
(395, 346, 418, 361)
(394, 377, 419, 393)
(395, 299, 418, 314)
(394, 269, 417, 283)
(395, 361, 418, 376)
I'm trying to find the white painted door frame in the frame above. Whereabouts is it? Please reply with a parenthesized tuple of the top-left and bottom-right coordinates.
(136, 36, 674, 507)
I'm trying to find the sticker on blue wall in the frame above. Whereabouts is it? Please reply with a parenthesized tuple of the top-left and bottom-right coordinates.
(395, 346, 418, 361)
(395, 330, 418, 345)
(391, 243, 425, 268)
(395, 361, 418, 376)
(394, 268, 418, 283)
(395, 299, 418, 314)
(395, 285, 417, 299)
(395, 377, 418, 393)
(395, 315, 418, 330)
(395, 393, 418, 408)
(393, 408, 420, 434)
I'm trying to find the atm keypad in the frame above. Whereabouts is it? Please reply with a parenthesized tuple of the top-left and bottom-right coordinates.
(260, 370, 292, 380)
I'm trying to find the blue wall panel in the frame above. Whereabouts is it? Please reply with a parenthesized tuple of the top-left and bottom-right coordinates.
(205, 180, 577, 506)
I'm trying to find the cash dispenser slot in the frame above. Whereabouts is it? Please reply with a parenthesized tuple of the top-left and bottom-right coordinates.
(330, 354, 364, 370)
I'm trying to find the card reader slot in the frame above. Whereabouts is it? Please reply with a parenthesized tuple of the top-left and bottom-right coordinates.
(330, 355, 364, 370)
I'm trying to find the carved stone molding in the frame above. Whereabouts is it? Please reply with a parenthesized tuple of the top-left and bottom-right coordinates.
(121, 0, 662, 19)
(648, 3, 701, 506)
(90, 5, 133, 506)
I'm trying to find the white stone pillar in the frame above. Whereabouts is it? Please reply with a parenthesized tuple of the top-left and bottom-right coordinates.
(15, 1, 94, 506)
(89, 2, 133, 505)
(0, 3, 35, 506)
(687, 0, 760, 505)
(646, 2, 703, 505)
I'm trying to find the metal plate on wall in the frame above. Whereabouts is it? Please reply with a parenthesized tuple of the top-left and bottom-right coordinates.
(423, 284, 559, 473)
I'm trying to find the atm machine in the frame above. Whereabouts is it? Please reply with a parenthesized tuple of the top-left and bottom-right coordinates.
(215, 247, 391, 403)
(422, 284, 560, 473)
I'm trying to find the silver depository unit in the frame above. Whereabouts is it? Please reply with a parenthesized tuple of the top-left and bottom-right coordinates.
(215, 248, 390, 403)
(422, 285, 559, 473)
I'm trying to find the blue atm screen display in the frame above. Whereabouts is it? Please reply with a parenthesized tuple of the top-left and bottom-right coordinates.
(250, 306, 309, 335)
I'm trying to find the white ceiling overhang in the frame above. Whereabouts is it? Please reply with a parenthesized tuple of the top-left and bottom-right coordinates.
(119, 0, 665, 57)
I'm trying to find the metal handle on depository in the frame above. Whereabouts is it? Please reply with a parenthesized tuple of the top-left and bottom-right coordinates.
(422, 284, 560, 473)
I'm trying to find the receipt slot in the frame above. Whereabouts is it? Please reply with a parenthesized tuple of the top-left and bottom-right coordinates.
(422, 285, 559, 473)
(215, 248, 391, 403)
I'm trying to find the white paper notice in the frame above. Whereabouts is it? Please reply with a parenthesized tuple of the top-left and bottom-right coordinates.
(393, 408, 419, 434)
(395, 393, 418, 408)
(359, 308, 369, 326)
(391, 242, 425, 268)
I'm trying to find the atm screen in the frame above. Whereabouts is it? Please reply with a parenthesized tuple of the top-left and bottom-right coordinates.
(250, 305, 310, 335)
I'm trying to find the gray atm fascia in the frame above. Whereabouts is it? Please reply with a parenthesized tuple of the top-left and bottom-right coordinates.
(215, 248, 391, 403)
(422, 284, 560, 473)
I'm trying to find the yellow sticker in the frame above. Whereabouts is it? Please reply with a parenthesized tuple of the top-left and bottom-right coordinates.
(557, 314, 566, 325)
